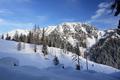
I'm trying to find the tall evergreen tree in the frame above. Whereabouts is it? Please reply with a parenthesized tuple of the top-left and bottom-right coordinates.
(72, 43, 81, 70)
(13, 31, 19, 41)
(6, 33, 11, 40)
(27, 31, 34, 43)
(33, 25, 40, 52)
(41, 28, 48, 56)
(1, 34, 4, 39)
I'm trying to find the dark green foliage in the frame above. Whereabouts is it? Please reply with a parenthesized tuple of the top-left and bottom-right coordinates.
(13, 31, 19, 41)
(27, 31, 34, 43)
(1, 34, 4, 39)
(6, 33, 11, 40)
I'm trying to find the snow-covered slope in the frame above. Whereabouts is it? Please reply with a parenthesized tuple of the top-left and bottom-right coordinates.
(0, 39, 119, 80)
(0, 39, 119, 73)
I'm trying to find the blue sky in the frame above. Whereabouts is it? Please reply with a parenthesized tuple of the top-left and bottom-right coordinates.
(0, 0, 119, 33)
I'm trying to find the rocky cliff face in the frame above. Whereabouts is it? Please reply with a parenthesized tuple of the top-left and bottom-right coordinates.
(47, 22, 102, 53)
(3, 22, 102, 53)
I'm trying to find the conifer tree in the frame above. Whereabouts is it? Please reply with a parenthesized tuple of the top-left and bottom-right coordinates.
(53, 56, 59, 65)
(1, 34, 4, 39)
(41, 28, 48, 56)
(72, 43, 81, 70)
(17, 42, 22, 51)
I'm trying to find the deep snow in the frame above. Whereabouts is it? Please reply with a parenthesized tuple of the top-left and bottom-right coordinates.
(0, 39, 119, 80)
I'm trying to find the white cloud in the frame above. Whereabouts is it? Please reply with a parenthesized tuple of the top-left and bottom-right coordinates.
(87, 2, 119, 29)
(98, 2, 112, 8)
(91, 2, 112, 19)
(91, 8, 106, 19)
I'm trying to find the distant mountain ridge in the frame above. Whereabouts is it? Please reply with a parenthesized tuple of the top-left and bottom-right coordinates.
(2, 22, 104, 52)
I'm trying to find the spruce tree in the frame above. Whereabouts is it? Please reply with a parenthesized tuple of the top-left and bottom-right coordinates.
(17, 42, 22, 51)
(1, 34, 4, 39)
(72, 43, 81, 70)
(41, 28, 48, 56)
(53, 56, 59, 65)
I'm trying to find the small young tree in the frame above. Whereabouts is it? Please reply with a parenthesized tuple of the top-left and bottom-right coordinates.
(17, 42, 22, 51)
(85, 50, 89, 71)
(22, 35, 27, 49)
(72, 43, 81, 70)
(53, 56, 59, 65)
(1, 34, 4, 39)
(34, 44, 37, 52)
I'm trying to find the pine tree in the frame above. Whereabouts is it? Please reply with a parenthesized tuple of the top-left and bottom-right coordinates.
(85, 50, 89, 71)
(13, 31, 19, 41)
(6, 33, 11, 40)
(72, 43, 81, 70)
(1, 34, 4, 39)
(22, 35, 27, 49)
(53, 56, 59, 65)
(32, 25, 41, 52)
(27, 31, 33, 43)
(34, 44, 37, 52)
(17, 42, 22, 51)
(41, 28, 48, 56)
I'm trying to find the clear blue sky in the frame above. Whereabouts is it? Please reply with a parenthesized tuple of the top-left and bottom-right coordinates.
(0, 0, 119, 33)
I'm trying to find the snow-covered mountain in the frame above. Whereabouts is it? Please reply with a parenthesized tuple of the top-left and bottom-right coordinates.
(50, 22, 104, 46)
(2, 22, 104, 54)
(3, 29, 30, 39)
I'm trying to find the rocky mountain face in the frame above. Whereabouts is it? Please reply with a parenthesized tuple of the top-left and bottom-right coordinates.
(47, 22, 103, 54)
(2, 22, 103, 52)
(89, 29, 120, 69)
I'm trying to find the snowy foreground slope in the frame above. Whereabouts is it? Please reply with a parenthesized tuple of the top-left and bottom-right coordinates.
(0, 39, 120, 80)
